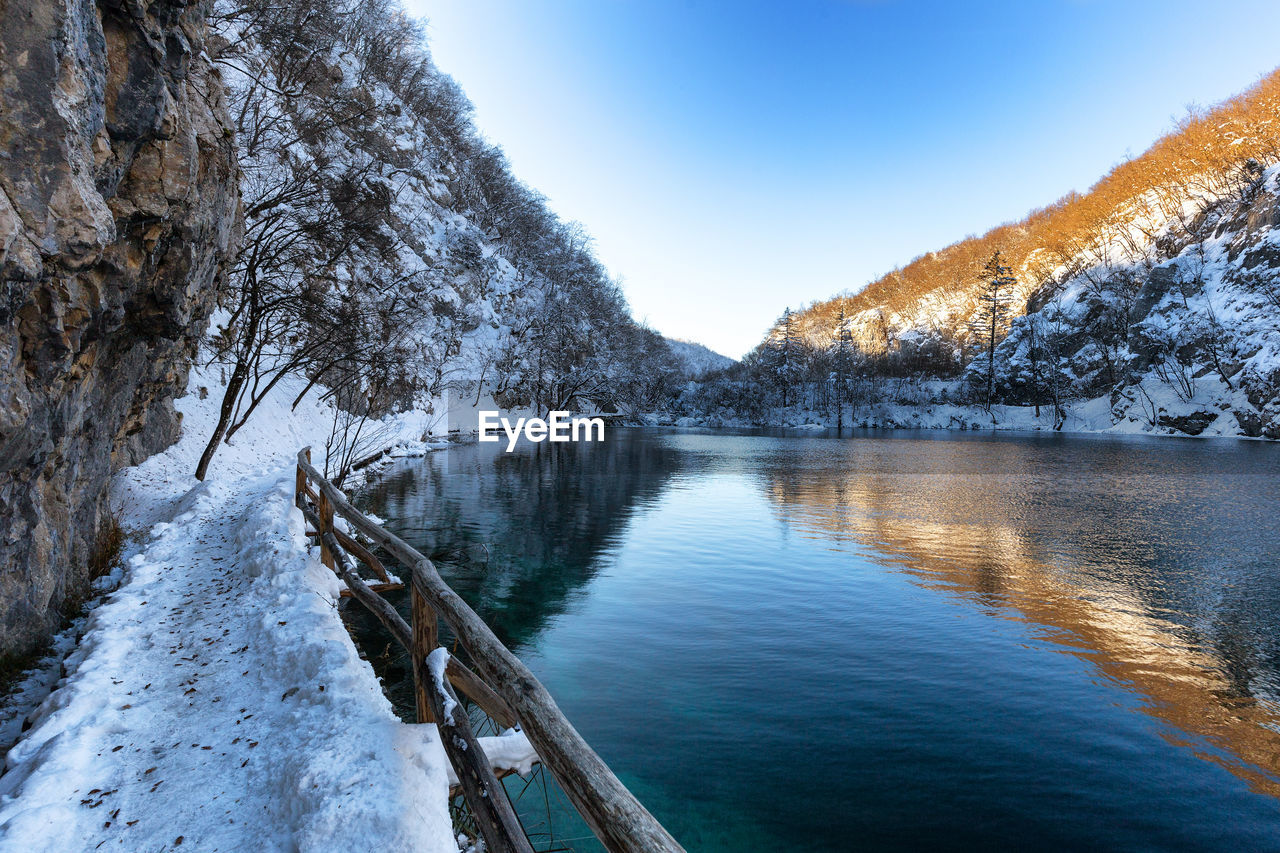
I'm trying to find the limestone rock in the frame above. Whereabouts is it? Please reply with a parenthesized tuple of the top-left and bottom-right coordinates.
(0, 0, 241, 656)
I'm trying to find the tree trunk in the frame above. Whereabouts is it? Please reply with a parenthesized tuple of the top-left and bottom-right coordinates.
(195, 356, 249, 481)
(987, 311, 996, 406)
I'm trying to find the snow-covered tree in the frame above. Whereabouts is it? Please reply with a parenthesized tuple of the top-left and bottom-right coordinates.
(762, 307, 805, 407)
(968, 251, 1016, 406)
(832, 306, 856, 427)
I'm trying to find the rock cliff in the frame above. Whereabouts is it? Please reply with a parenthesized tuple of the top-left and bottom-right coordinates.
(0, 0, 239, 656)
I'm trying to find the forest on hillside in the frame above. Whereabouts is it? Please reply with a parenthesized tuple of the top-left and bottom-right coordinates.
(804, 70, 1280, 342)
(199, 0, 693, 477)
(202, 0, 1280, 444)
(676, 71, 1280, 437)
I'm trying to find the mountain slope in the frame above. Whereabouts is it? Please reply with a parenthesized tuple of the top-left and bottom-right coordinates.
(792, 70, 1280, 362)
(200, 0, 677, 474)
(665, 338, 736, 377)
(718, 69, 1280, 437)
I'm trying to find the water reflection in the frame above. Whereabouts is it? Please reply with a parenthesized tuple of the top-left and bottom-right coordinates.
(754, 431, 1280, 797)
(356, 436, 684, 652)
(354, 428, 1280, 850)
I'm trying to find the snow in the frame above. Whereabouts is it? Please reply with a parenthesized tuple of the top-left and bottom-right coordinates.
(663, 384, 1271, 439)
(665, 338, 736, 378)
(0, 363, 530, 852)
(468, 730, 538, 782)
(425, 648, 457, 727)
(681, 164, 1280, 440)
(0, 474, 452, 852)
(416, 648, 539, 787)
(0, 625, 82, 767)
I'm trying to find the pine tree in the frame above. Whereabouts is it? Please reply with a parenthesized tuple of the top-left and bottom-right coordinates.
(765, 307, 803, 408)
(968, 251, 1016, 406)
(832, 306, 855, 429)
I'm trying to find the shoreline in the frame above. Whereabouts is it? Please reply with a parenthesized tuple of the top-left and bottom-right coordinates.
(642, 397, 1279, 442)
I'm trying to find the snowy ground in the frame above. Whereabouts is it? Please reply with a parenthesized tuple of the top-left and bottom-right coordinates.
(655, 380, 1273, 439)
(0, 367, 470, 852)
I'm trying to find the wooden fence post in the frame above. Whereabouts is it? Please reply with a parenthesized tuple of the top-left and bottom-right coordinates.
(317, 489, 335, 570)
(416, 648, 534, 853)
(412, 585, 439, 724)
(316, 523, 534, 853)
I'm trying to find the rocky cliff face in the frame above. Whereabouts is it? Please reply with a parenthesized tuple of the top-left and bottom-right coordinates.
(0, 0, 240, 657)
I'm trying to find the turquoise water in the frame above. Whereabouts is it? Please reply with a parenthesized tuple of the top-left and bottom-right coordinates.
(354, 428, 1280, 851)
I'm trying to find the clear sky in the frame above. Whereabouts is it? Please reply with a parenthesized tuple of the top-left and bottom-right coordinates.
(401, 0, 1280, 359)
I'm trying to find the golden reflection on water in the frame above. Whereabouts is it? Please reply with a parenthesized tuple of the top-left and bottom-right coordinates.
(761, 462, 1280, 798)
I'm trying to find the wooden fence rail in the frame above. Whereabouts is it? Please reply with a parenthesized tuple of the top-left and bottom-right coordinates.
(295, 447, 684, 853)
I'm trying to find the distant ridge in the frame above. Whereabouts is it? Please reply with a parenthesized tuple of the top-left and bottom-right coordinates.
(665, 338, 736, 377)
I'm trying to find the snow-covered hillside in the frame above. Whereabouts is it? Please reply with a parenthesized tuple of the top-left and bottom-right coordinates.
(664, 338, 736, 377)
(196, 0, 677, 477)
(677, 164, 1280, 437)
(683, 71, 1280, 439)
(989, 164, 1280, 436)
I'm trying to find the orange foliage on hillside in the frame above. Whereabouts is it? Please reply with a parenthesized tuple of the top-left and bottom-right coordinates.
(797, 67, 1280, 338)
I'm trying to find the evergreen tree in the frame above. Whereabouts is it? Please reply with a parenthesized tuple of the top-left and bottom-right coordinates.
(832, 306, 855, 428)
(762, 307, 803, 407)
(968, 251, 1016, 406)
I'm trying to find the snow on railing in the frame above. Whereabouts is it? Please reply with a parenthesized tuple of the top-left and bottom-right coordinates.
(295, 447, 683, 853)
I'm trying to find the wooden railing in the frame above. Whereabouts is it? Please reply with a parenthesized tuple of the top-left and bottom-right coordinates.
(295, 448, 684, 853)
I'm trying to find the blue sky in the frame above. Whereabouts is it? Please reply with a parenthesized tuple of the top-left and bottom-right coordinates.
(402, 0, 1280, 358)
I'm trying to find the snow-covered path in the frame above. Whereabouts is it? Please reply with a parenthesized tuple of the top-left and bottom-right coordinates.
(0, 471, 454, 852)
(0, 370, 457, 852)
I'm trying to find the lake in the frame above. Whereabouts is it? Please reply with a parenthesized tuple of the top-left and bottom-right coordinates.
(353, 427, 1280, 851)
